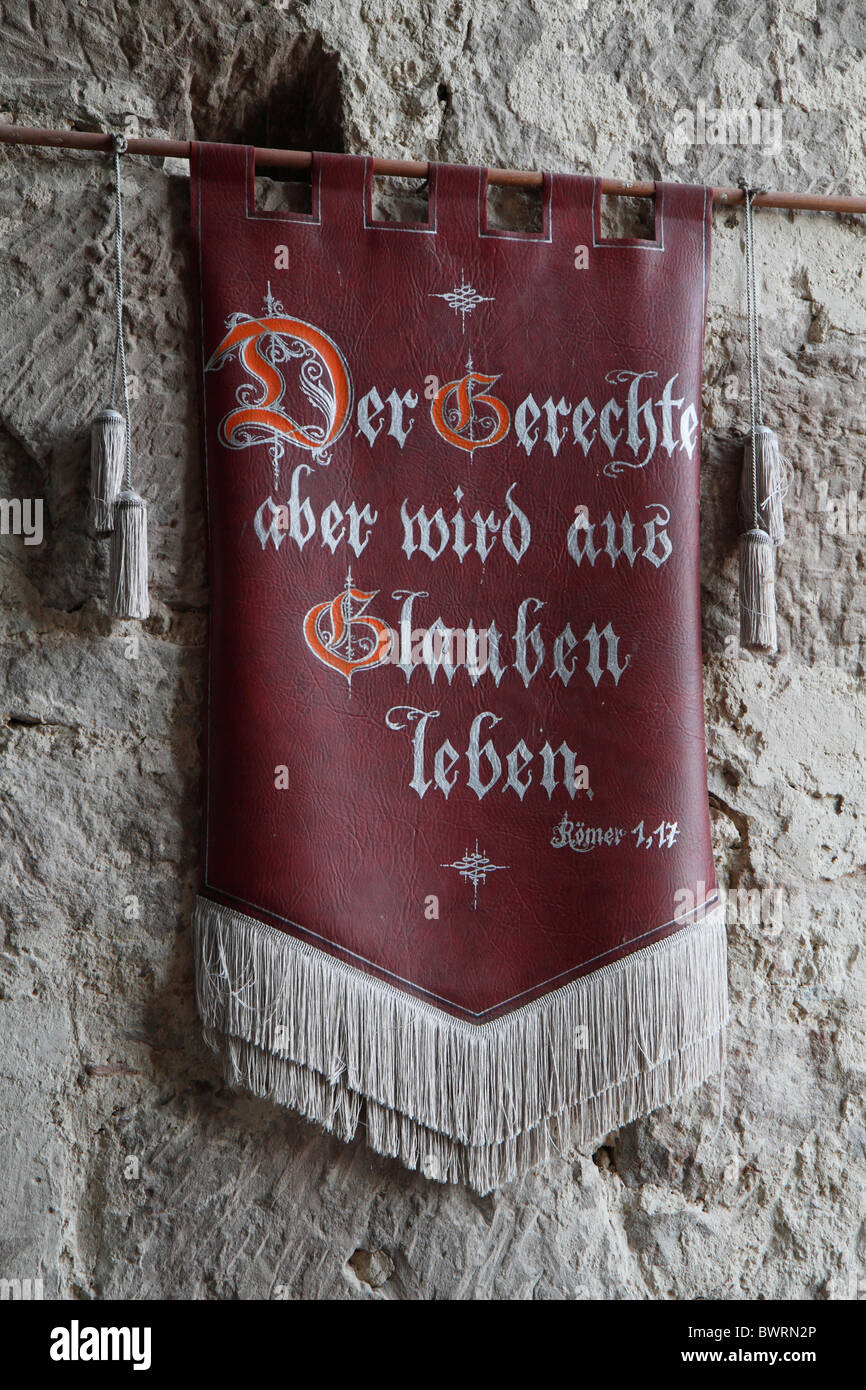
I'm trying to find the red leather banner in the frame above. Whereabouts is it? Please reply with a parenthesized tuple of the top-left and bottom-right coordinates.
(191, 145, 716, 1025)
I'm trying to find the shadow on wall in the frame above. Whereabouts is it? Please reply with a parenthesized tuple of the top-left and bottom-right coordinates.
(189, 28, 345, 157)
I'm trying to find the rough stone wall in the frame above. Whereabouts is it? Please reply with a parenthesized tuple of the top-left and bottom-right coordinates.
(0, 0, 863, 1300)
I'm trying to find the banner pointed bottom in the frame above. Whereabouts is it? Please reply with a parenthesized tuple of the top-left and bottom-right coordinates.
(193, 897, 729, 1193)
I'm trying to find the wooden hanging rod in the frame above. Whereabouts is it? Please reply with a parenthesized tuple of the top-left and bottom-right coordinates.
(1, 124, 865, 214)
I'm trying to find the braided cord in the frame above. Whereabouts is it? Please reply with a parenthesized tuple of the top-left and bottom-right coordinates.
(742, 185, 764, 528)
(108, 133, 133, 490)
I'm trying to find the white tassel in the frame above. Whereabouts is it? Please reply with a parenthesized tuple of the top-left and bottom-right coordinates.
(92, 135, 150, 620)
(739, 526, 777, 653)
(739, 424, 786, 544)
(109, 488, 150, 619)
(88, 408, 125, 535)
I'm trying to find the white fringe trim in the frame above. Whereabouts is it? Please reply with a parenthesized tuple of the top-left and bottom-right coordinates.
(193, 895, 728, 1193)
